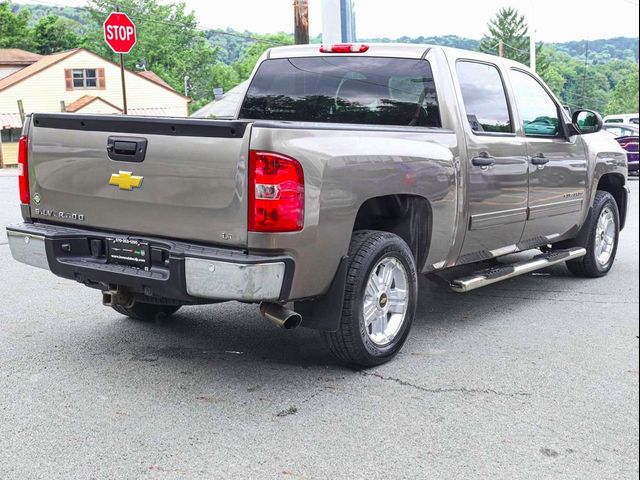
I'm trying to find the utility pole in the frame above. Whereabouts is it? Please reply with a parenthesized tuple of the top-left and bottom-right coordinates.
(184, 76, 190, 97)
(17, 99, 25, 124)
(294, 0, 309, 45)
(529, 1, 536, 72)
(529, 30, 536, 72)
(498, 40, 504, 58)
(581, 40, 589, 108)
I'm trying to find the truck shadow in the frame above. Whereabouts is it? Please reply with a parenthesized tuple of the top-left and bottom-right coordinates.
(86, 261, 579, 371)
(47, 260, 602, 408)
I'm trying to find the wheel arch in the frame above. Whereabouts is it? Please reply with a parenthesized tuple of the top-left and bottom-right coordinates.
(352, 194, 432, 270)
(596, 172, 628, 230)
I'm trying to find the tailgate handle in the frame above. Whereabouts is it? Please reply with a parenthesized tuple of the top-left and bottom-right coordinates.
(107, 136, 148, 163)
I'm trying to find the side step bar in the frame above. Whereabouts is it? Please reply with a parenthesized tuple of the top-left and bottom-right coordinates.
(450, 247, 587, 293)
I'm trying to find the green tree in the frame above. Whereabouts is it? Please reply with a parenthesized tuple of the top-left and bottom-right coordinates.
(479, 7, 530, 64)
(606, 66, 639, 114)
(210, 62, 240, 92)
(231, 32, 293, 81)
(0, 1, 33, 50)
(32, 15, 83, 54)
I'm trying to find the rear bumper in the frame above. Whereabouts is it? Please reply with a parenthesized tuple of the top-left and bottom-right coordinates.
(6, 223, 294, 303)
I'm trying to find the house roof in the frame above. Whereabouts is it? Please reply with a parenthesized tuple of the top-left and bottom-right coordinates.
(0, 48, 190, 100)
(0, 112, 22, 129)
(138, 71, 175, 91)
(0, 49, 42, 66)
(65, 95, 122, 113)
(0, 49, 78, 92)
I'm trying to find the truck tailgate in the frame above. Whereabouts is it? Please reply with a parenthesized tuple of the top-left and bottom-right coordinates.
(28, 114, 251, 247)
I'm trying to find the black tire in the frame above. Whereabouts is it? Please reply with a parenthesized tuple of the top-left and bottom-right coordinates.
(566, 190, 620, 278)
(112, 301, 181, 321)
(321, 230, 418, 367)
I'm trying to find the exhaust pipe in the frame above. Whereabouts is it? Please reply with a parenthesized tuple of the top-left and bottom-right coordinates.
(260, 303, 302, 330)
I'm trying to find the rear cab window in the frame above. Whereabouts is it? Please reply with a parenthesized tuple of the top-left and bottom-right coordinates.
(239, 57, 441, 128)
(456, 61, 513, 134)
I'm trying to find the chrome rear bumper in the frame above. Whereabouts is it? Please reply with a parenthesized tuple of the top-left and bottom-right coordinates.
(6, 223, 292, 303)
(7, 230, 49, 270)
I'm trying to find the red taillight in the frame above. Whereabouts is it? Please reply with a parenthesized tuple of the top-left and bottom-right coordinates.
(18, 135, 29, 204)
(320, 43, 369, 53)
(248, 150, 304, 232)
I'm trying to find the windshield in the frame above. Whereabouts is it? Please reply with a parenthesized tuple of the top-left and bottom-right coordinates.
(239, 57, 441, 128)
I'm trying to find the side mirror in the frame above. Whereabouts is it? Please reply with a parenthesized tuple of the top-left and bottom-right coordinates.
(568, 109, 603, 135)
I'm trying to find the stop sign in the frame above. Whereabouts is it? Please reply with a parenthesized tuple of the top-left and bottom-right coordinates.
(104, 12, 137, 54)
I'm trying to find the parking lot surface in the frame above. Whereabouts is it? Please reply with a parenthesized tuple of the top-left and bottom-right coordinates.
(0, 169, 638, 479)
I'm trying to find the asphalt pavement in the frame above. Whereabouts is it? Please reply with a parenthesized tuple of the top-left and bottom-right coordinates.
(0, 168, 638, 480)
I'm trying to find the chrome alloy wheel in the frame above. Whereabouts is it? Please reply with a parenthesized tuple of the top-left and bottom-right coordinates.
(595, 206, 616, 266)
(363, 257, 409, 346)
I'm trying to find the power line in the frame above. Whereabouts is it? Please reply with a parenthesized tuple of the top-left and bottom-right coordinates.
(581, 40, 589, 106)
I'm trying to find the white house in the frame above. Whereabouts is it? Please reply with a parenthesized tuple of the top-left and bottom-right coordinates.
(0, 48, 189, 167)
(0, 48, 42, 79)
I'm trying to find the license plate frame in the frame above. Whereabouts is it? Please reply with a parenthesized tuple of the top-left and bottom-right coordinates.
(106, 237, 151, 270)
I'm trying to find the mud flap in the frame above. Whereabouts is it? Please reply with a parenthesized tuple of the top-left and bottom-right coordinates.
(295, 256, 348, 332)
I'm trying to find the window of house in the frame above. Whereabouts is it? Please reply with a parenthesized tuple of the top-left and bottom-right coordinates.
(1, 128, 22, 143)
(73, 69, 98, 88)
(456, 61, 512, 134)
(65, 68, 104, 90)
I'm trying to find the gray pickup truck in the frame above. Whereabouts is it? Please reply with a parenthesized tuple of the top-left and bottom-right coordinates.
(7, 44, 629, 366)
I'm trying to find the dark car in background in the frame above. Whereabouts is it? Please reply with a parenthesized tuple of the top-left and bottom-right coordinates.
(604, 123, 639, 175)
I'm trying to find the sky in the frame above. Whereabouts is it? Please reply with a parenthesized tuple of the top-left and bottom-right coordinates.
(13, 0, 640, 42)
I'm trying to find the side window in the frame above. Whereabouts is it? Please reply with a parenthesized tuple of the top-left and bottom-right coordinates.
(510, 69, 561, 137)
(456, 61, 512, 134)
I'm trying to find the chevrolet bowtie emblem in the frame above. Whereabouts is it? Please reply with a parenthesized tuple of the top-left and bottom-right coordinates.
(109, 171, 143, 190)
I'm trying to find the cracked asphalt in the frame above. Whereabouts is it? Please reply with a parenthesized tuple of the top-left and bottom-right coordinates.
(0, 169, 638, 479)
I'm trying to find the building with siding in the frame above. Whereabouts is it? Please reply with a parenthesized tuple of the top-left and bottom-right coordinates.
(0, 49, 42, 80)
(0, 48, 189, 167)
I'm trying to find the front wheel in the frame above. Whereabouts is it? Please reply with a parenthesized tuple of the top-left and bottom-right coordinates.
(321, 231, 418, 367)
(566, 190, 620, 278)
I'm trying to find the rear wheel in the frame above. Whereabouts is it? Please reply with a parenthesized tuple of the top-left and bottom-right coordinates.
(112, 301, 181, 321)
(321, 230, 418, 367)
(566, 190, 620, 278)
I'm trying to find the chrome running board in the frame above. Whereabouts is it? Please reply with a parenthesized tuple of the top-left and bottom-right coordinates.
(450, 247, 587, 293)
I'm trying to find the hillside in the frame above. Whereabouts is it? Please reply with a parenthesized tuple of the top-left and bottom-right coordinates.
(359, 35, 639, 64)
(9, 3, 639, 64)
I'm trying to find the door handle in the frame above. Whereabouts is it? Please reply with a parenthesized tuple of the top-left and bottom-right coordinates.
(531, 154, 550, 166)
(471, 155, 496, 167)
(107, 136, 148, 163)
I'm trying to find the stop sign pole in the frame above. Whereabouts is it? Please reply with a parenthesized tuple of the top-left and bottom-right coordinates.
(103, 10, 137, 114)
